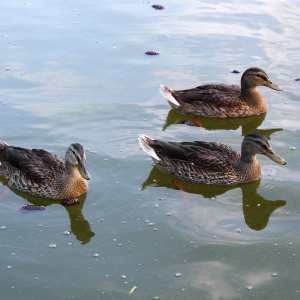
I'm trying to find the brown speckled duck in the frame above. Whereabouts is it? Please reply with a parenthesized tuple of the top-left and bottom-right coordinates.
(160, 67, 283, 118)
(0, 141, 91, 205)
(138, 133, 286, 186)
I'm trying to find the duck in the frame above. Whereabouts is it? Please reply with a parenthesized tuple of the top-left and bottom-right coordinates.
(138, 133, 286, 185)
(160, 67, 283, 118)
(0, 141, 91, 205)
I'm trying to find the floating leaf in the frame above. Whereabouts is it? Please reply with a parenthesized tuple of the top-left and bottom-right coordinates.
(145, 51, 160, 55)
(152, 4, 164, 10)
(20, 205, 45, 213)
(129, 286, 137, 294)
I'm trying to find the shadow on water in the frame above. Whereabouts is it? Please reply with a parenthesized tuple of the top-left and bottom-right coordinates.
(162, 109, 282, 139)
(142, 166, 286, 231)
(0, 178, 95, 245)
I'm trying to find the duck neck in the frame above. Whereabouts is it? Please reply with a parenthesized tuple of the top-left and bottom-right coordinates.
(54, 163, 87, 199)
(61, 163, 84, 186)
(64, 162, 78, 176)
(241, 85, 267, 112)
(236, 151, 261, 183)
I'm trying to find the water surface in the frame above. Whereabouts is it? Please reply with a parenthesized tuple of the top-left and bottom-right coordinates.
(1, 0, 300, 299)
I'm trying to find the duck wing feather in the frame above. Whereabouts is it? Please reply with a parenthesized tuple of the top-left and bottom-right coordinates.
(152, 140, 240, 171)
(5, 146, 65, 184)
(176, 84, 242, 106)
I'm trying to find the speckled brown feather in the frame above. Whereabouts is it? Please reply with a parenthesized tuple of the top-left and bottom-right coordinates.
(151, 140, 242, 185)
(139, 133, 286, 186)
(160, 67, 282, 118)
(0, 141, 89, 199)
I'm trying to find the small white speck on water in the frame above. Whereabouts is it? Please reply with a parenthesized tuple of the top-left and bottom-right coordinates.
(63, 231, 71, 235)
(212, 236, 217, 239)
(93, 253, 100, 258)
(148, 223, 155, 226)
(68, 242, 73, 246)
(7, 265, 12, 269)
(210, 196, 216, 201)
(153, 228, 158, 231)
(121, 275, 127, 279)
(290, 146, 296, 150)
(166, 212, 172, 216)
(49, 244, 57, 249)
(1, 226, 6, 230)
(246, 286, 253, 291)
(175, 273, 182, 277)
(286, 212, 290, 216)
(155, 204, 159, 208)
(271, 273, 278, 277)
(236, 228, 243, 233)
(159, 197, 165, 201)
(113, 239, 117, 242)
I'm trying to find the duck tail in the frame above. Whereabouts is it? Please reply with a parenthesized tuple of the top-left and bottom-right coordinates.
(159, 85, 180, 109)
(138, 134, 160, 161)
(0, 140, 9, 147)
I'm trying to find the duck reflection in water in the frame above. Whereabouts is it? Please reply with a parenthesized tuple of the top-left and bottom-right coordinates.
(141, 167, 286, 231)
(162, 109, 282, 139)
(0, 178, 95, 244)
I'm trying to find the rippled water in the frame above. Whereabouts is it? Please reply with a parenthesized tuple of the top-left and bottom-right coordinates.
(1, 0, 300, 299)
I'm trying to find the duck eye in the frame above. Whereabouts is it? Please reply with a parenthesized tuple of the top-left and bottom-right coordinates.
(258, 74, 268, 81)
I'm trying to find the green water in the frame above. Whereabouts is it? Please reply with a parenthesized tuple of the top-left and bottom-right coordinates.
(1, 0, 300, 299)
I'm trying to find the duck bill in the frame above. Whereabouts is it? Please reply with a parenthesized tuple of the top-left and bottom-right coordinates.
(266, 80, 283, 91)
(265, 149, 286, 165)
(80, 163, 91, 180)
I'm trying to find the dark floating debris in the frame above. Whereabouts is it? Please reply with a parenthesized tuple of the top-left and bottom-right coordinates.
(20, 205, 45, 213)
(21, 205, 45, 211)
(145, 51, 160, 55)
(230, 69, 240, 74)
(294, 78, 300, 81)
(182, 120, 193, 126)
(152, 4, 164, 10)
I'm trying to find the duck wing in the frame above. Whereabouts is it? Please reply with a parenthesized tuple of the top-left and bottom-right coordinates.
(176, 84, 242, 106)
(5, 146, 65, 184)
(152, 140, 240, 171)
